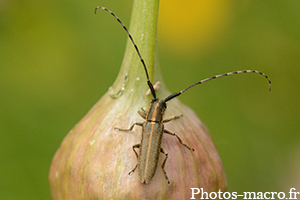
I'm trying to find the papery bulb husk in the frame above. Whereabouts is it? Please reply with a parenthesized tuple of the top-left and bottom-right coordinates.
(49, 84, 227, 199)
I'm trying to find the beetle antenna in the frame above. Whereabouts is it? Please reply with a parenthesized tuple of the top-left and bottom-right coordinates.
(164, 70, 271, 102)
(95, 6, 157, 99)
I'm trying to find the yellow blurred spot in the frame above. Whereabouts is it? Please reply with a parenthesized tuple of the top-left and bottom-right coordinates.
(158, 0, 232, 55)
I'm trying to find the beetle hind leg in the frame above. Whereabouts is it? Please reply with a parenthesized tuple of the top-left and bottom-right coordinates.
(160, 147, 170, 184)
(128, 144, 140, 175)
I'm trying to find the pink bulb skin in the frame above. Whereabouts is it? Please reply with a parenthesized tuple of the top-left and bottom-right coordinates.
(49, 93, 226, 199)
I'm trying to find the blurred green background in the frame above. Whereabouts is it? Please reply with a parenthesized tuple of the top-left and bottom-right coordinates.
(1, 0, 299, 199)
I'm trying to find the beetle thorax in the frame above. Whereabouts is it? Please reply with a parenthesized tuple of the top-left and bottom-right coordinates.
(146, 99, 166, 123)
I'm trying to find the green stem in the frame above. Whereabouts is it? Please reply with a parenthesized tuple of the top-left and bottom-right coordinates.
(111, 0, 160, 101)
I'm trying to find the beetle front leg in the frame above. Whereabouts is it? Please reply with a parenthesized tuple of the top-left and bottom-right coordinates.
(128, 144, 140, 175)
(138, 109, 147, 119)
(163, 114, 183, 123)
(114, 122, 143, 132)
(164, 129, 194, 151)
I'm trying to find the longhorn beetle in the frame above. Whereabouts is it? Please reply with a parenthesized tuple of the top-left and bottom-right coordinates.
(95, 6, 272, 184)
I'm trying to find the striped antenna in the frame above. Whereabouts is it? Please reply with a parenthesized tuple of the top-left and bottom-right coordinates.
(164, 70, 271, 102)
(95, 6, 157, 99)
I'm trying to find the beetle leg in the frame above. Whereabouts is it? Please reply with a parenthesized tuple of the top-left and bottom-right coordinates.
(114, 122, 143, 131)
(140, 107, 147, 113)
(128, 144, 140, 175)
(163, 114, 183, 123)
(138, 109, 147, 119)
(160, 147, 170, 184)
(164, 129, 194, 151)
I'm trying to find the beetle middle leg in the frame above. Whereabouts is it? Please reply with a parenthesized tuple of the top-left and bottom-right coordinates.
(160, 147, 170, 184)
(114, 122, 143, 131)
(128, 144, 140, 175)
(164, 129, 194, 151)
